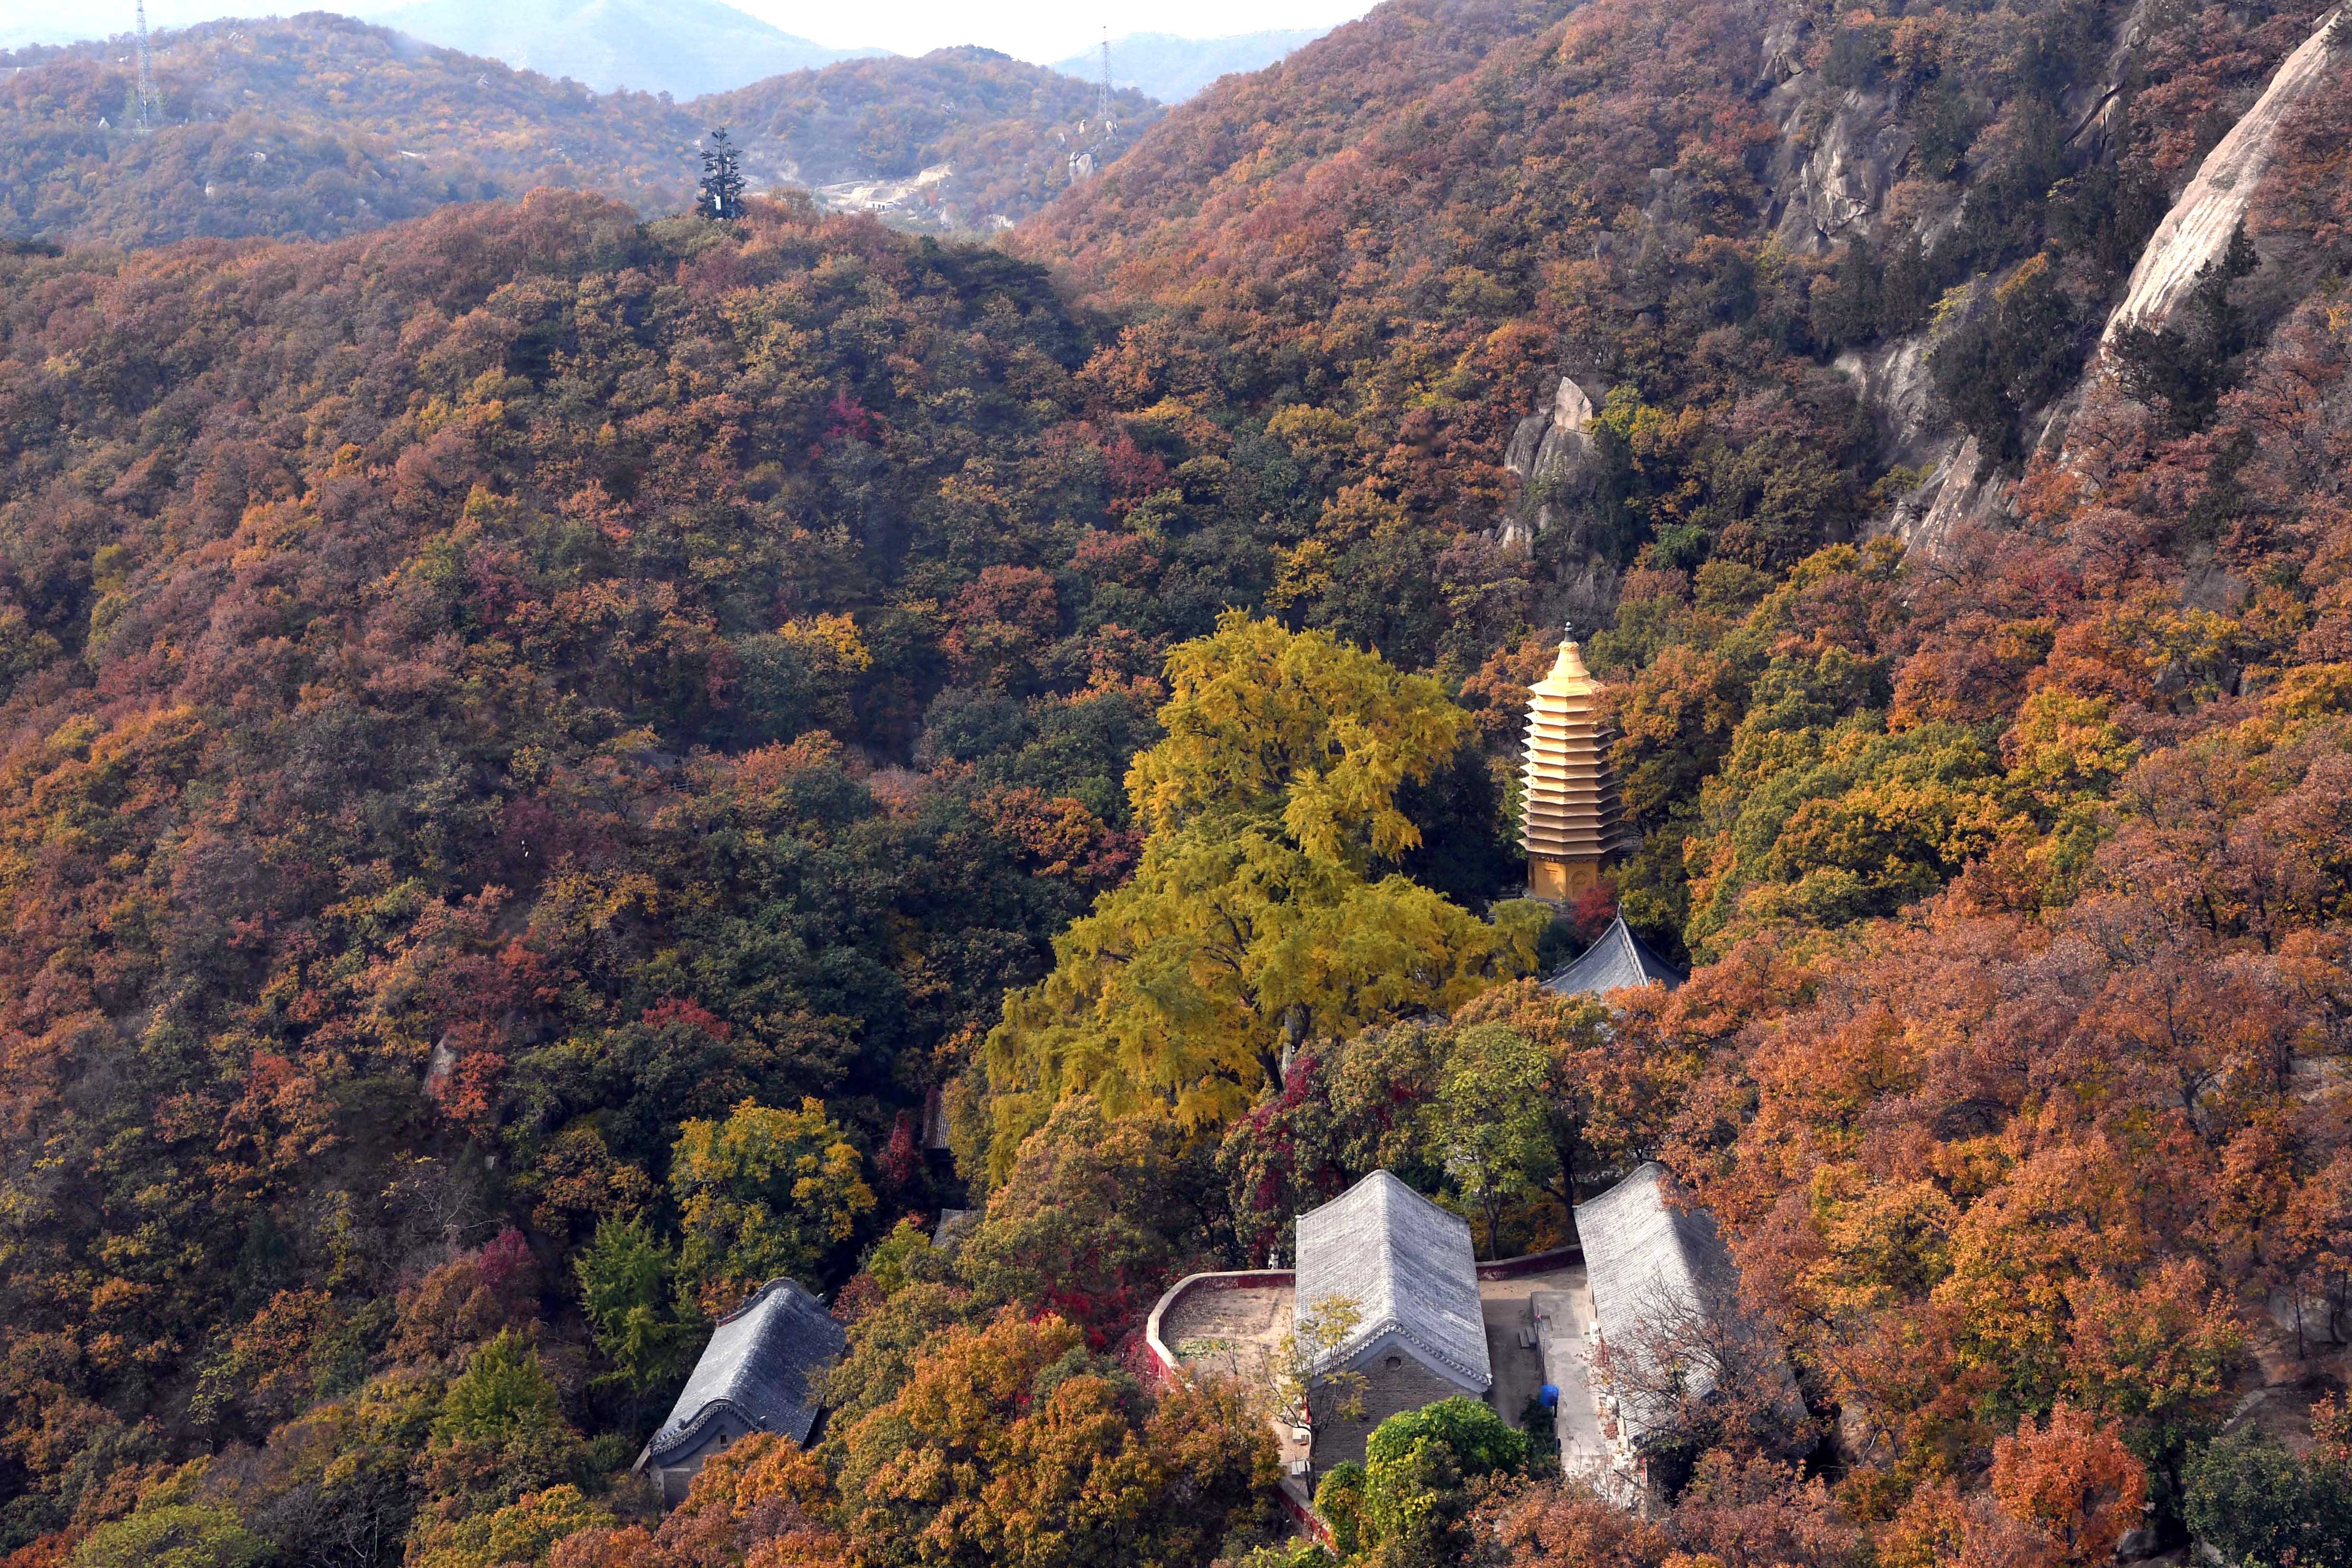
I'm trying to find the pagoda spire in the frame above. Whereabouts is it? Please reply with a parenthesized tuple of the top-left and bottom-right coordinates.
(1518, 622, 1637, 901)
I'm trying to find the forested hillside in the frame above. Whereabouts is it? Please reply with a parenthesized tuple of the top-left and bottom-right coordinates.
(0, 19, 1150, 248)
(1018, 0, 2348, 940)
(0, 183, 1527, 1567)
(0, 16, 696, 245)
(0, 0, 2350, 1561)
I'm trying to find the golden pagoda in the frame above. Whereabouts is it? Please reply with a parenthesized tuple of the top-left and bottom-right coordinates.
(1519, 626, 1638, 901)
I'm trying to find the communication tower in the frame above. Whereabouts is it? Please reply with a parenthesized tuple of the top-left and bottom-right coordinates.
(133, 0, 161, 131)
(1068, 28, 1117, 182)
(1098, 31, 1114, 134)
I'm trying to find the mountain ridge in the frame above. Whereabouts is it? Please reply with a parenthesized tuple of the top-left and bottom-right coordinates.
(366, 0, 881, 99)
(0, 18, 1159, 246)
(1, 0, 2352, 1562)
(1046, 27, 1331, 103)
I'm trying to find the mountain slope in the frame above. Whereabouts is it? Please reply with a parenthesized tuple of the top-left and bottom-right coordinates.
(1, 0, 2352, 1563)
(0, 189, 1202, 1554)
(1012, 0, 1829, 645)
(1020, 0, 1583, 291)
(1048, 28, 1329, 102)
(1019, 0, 2343, 573)
(368, 0, 877, 99)
(1010, 0, 2346, 927)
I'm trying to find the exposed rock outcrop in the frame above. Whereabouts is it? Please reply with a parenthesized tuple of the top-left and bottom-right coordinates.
(1773, 87, 1914, 252)
(2061, 0, 2165, 158)
(1537, 0, 2341, 581)
(1832, 3, 2346, 554)
(2100, 5, 2344, 341)
(1505, 374, 1596, 483)
(1836, 331, 2021, 559)
(1892, 435, 2012, 561)
(1833, 336, 1940, 471)
(1501, 374, 1600, 547)
(1757, 11, 1808, 84)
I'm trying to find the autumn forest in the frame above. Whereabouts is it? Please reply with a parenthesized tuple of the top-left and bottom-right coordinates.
(0, 0, 2350, 1565)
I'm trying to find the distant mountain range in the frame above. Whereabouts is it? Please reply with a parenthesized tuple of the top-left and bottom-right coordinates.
(364, 0, 881, 99)
(0, 5, 1337, 105)
(0, 17, 1158, 248)
(1048, 28, 1328, 103)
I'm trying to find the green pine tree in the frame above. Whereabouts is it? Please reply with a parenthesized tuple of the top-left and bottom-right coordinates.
(699, 128, 746, 220)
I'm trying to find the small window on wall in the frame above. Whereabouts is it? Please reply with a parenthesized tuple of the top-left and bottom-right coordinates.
(1384, 1355, 1402, 1371)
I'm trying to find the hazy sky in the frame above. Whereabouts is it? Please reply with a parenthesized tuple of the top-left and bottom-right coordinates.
(1, 0, 1376, 64)
(753, 0, 1372, 59)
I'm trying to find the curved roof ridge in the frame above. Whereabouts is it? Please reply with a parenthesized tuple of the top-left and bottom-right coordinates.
(649, 1394, 758, 1463)
(645, 1275, 845, 1463)
(1543, 915, 1685, 1000)
(1391, 1320, 1495, 1384)
(713, 1275, 805, 1327)
(1329, 1311, 1491, 1385)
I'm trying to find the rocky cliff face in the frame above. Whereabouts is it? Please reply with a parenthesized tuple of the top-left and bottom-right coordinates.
(1495, 0, 2345, 571)
(1771, 85, 1917, 253)
(2100, 5, 2343, 341)
(1900, 4, 2345, 550)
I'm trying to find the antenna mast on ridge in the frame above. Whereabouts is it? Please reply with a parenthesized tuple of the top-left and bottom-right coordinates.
(133, 0, 161, 132)
(1068, 27, 1116, 182)
(1098, 29, 1114, 134)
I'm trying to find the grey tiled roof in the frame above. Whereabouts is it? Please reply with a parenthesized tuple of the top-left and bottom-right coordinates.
(1295, 1170, 1490, 1392)
(1576, 1165, 1804, 1456)
(1544, 917, 1684, 999)
(647, 1278, 845, 1462)
(1574, 1163, 1738, 1439)
(1576, 1164, 1733, 1358)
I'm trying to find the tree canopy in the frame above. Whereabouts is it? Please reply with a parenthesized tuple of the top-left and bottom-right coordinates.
(980, 614, 1544, 1173)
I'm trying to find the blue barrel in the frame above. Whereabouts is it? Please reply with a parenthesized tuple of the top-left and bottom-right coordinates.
(1539, 1383, 1560, 1409)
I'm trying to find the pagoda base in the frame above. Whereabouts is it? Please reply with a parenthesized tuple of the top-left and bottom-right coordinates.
(1528, 855, 1606, 902)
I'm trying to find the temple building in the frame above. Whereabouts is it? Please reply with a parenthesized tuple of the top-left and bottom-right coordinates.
(1293, 1171, 1492, 1469)
(634, 1278, 845, 1506)
(1519, 628, 1639, 900)
(1573, 1163, 1802, 1501)
(1146, 1166, 1794, 1511)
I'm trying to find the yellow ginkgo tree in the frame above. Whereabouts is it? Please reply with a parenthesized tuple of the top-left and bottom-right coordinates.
(669, 1097, 874, 1311)
(980, 613, 1546, 1178)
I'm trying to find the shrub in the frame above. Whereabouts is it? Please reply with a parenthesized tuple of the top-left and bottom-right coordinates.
(2184, 1426, 2352, 1567)
(1351, 1397, 1535, 1559)
(69, 1505, 267, 1568)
